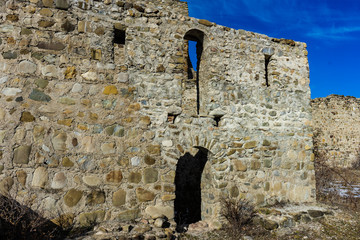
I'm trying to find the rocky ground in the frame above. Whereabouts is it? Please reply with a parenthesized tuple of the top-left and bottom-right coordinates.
(67, 203, 360, 240)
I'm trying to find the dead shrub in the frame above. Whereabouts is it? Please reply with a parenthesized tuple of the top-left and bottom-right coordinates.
(220, 197, 255, 239)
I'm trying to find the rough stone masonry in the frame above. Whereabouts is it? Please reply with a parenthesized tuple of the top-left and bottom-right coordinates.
(0, 0, 315, 229)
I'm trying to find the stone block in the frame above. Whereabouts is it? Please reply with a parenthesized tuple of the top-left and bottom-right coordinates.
(13, 145, 32, 164)
(234, 160, 247, 171)
(51, 172, 67, 189)
(112, 189, 126, 207)
(129, 172, 142, 183)
(101, 142, 116, 154)
(16, 170, 27, 186)
(20, 111, 35, 122)
(244, 141, 257, 149)
(18, 60, 37, 74)
(52, 132, 67, 151)
(32, 167, 48, 188)
(86, 191, 105, 205)
(79, 210, 105, 227)
(83, 175, 101, 186)
(136, 188, 155, 202)
(0, 177, 14, 195)
(145, 205, 174, 219)
(64, 189, 83, 207)
(37, 42, 66, 51)
(106, 170, 123, 183)
(117, 209, 140, 221)
(143, 168, 158, 183)
(55, 0, 70, 9)
(29, 89, 51, 102)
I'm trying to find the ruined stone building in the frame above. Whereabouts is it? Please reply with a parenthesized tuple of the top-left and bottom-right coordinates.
(312, 95, 360, 168)
(0, 0, 316, 228)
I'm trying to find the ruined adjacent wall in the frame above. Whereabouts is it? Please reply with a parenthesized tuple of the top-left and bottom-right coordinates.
(312, 95, 360, 168)
(0, 0, 315, 228)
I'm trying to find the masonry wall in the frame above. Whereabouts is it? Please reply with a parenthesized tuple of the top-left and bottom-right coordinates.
(0, 0, 315, 229)
(312, 95, 360, 168)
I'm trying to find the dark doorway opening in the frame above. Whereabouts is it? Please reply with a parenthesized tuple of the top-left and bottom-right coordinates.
(184, 29, 204, 115)
(174, 147, 208, 232)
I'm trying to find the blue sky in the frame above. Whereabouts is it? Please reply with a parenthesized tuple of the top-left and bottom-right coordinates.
(186, 0, 360, 99)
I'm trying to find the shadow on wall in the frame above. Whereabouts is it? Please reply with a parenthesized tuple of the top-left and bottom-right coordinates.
(174, 147, 208, 232)
(0, 194, 74, 240)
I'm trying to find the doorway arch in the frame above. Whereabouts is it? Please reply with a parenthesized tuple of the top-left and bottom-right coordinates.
(174, 147, 208, 232)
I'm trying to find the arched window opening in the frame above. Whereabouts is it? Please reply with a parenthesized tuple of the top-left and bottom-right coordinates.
(174, 147, 208, 232)
(184, 29, 204, 115)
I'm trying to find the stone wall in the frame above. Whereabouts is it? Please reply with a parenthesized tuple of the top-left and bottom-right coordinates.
(312, 95, 360, 168)
(0, 0, 315, 229)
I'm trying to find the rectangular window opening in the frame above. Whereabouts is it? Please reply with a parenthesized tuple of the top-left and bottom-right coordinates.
(114, 29, 126, 45)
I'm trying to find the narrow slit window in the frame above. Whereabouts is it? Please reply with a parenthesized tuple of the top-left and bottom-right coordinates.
(184, 29, 204, 115)
(262, 47, 274, 87)
(265, 55, 271, 87)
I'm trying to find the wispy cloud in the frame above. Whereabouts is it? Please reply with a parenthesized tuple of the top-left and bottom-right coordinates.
(307, 26, 360, 40)
(188, 0, 360, 41)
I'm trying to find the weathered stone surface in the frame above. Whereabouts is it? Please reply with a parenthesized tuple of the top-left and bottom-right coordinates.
(103, 85, 118, 95)
(144, 155, 155, 165)
(2, 51, 17, 59)
(81, 71, 97, 81)
(86, 191, 105, 205)
(38, 20, 55, 28)
(65, 66, 76, 79)
(129, 172, 142, 183)
(39, 8, 53, 17)
(58, 97, 75, 105)
(308, 210, 324, 218)
(0, 177, 14, 195)
(42, 0, 53, 7)
(136, 188, 155, 202)
(16, 170, 27, 186)
(29, 88, 51, 102)
(117, 209, 140, 221)
(0, 76, 8, 84)
(261, 219, 279, 230)
(143, 168, 158, 183)
(18, 60, 37, 74)
(61, 20, 75, 32)
(42, 65, 58, 77)
(13, 145, 32, 164)
(52, 132, 67, 151)
(198, 19, 214, 27)
(112, 189, 126, 207)
(20, 111, 35, 122)
(101, 142, 115, 154)
(234, 160, 247, 172)
(2, 88, 21, 96)
(83, 175, 101, 186)
(32, 167, 48, 188)
(145, 205, 174, 219)
(64, 189, 83, 207)
(244, 141, 257, 149)
(37, 42, 66, 51)
(51, 172, 67, 189)
(61, 157, 74, 167)
(106, 170, 123, 183)
(79, 210, 105, 227)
